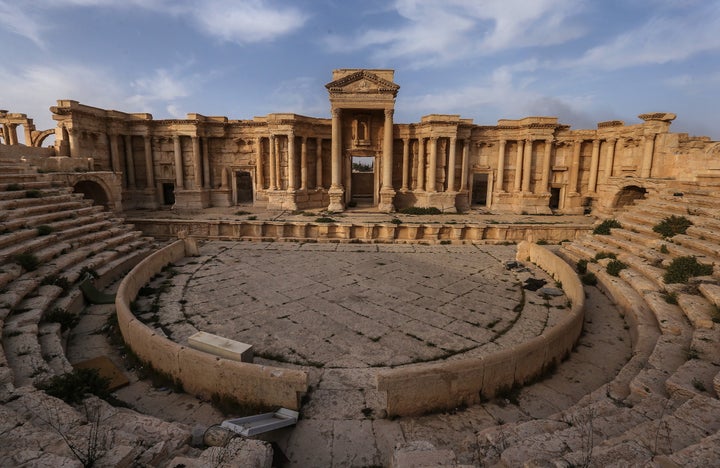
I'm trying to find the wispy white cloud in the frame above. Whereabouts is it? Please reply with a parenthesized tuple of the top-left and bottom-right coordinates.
(564, 2, 720, 70)
(269, 76, 327, 117)
(325, 0, 586, 68)
(0, 0, 308, 46)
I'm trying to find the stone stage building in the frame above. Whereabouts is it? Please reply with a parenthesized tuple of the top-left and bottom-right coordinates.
(3, 69, 719, 214)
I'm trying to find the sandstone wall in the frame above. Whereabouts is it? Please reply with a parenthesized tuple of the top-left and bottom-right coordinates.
(376, 241, 585, 416)
(116, 240, 308, 410)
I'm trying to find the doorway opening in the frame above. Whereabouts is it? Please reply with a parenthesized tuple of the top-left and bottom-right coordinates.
(236, 171, 254, 204)
(549, 187, 561, 210)
(471, 173, 489, 206)
(612, 185, 647, 209)
(350, 156, 375, 207)
(162, 183, 175, 205)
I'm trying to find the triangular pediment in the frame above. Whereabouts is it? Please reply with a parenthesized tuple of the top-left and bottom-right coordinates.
(326, 70, 400, 96)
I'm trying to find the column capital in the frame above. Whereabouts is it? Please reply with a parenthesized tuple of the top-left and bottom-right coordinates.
(384, 108, 394, 118)
(288, 130, 295, 138)
(606, 137, 617, 143)
(331, 108, 342, 118)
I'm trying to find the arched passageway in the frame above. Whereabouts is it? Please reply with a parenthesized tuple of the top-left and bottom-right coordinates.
(612, 185, 647, 208)
(73, 180, 110, 209)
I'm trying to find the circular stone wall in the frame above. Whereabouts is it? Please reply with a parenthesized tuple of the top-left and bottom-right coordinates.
(138, 242, 569, 369)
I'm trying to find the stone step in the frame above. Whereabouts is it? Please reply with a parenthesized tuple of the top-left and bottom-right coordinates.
(0, 173, 44, 184)
(663, 241, 714, 265)
(0, 277, 39, 312)
(12, 204, 105, 229)
(0, 229, 37, 251)
(686, 225, 720, 244)
(0, 192, 82, 211)
(2, 324, 53, 386)
(698, 283, 720, 308)
(666, 358, 719, 401)
(38, 322, 73, 376)
(0, 180, 53, 191)
(672, 234, 720, 259)
(0, 186, 71, 201)
(612, 227, 660, 248)
(676, 293, 717, 330)
(0, 232, 58, 262)
(654, 430, 720, 468)
(596, 233, 656, 259)
(643, 291, 692, 337)
(8, 199, 92, 219)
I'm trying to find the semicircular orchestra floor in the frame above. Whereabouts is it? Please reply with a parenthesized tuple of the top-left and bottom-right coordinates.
(139, 241, 571, 369)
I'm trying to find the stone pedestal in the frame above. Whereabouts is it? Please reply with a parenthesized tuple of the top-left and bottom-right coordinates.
(415, 191, 457, 213)
(327, 186, 345, 212)
(173, 189, 210, 210)
(377, 187, 396, 212)
(210, 189, 232, 207)
(455, 190, 470, 212)
(519, 193, 553, 215)
(266, 190, 299, 211)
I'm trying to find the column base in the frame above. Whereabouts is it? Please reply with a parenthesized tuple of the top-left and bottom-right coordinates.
(266, 190, 299, 211)
(327, 186, 345, 212)
(172, 189, 211, 209)
(377, 188, 396, 213)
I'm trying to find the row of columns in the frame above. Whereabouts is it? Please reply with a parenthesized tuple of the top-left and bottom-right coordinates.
(263, 134, 325, 192)
(403, 136, 470, 193)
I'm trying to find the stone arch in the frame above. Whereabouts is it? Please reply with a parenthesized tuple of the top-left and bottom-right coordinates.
(612, 185, 647, 209)
(73, 179, 110, 210)
(32, 129, 56, 147)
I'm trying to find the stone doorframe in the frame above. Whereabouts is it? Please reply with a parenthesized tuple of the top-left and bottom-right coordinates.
(230, 166, 256, 205)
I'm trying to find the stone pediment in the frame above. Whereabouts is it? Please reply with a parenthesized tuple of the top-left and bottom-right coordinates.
(325, 70, 400, 96)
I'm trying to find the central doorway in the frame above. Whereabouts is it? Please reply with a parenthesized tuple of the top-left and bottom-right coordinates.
(471, 173, 489, 206)
(350, 156, 375, 207)
(235, 170, 254, 204)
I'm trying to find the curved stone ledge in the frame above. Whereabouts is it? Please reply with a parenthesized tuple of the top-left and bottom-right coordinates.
(128, 218, 589, 244)
(376, 241, 585, 416)
(115, 240, 308, 410)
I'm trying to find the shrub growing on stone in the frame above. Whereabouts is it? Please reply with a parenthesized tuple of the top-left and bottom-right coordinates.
(594, 251, 617, 261)
(315, 217, 336, 223)
(653, 215, 693, 238)
(24, 189, 42, 198)
(14, 251, 40, 271)
(576, 259, 588, 274)
(36, 225, 54, 236)
(581, 272, 598, 286)
(592, 219, 621, 235)
(39, 368, 111, 404)
(44, 307, 80, 332)
(606, 260, 628, 277)
(399, 207, 442, 215)
(6, 183, 23, 191)
(663, 256, 714, 284)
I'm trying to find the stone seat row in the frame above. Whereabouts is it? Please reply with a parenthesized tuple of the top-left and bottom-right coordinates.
(476, 186, 720, 466)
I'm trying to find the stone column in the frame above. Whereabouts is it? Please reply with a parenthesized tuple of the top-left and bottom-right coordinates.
(416, 138, 425, 191)
(202, 138, 211, 188)
(641, 133, 655, 178)
(381, 109, 394, 191)
(330, 108, 342, 189)
(287, 132, 297, 191)
(328, 108, 344, 211)
(588, 139, 601, 192)
(124, 135, 136, 189)
(447, 136, 457, 192)
(268, 135, 277, 190)
(300, 136, 308, 191)
(522, 139, 532, 193)
(109, 134, 121, 173)
(513, 140, 524, 193)
(7, 124, 18, 145)
(401, 138, 410, 191)
(460, 139, 470, 191)
(144, 135, 154, 189)
(192, 136, 202, 189)
(68, 128, 79, 157)
(495, 139, 506, 193)
(603, 138, 617, 182)
(569, 140, 582, 194)
(315, 138, 323, 189)
(539, 139, 553, 194)
(428, 137, 438, 192)
(255, 137, 264, 190)
(173, 135, 184, 190)
(274, 137, 282, 190)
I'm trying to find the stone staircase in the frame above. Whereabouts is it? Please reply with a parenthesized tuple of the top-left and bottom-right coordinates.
(0, 156, 211, 465)
(476, 184, 720, 466)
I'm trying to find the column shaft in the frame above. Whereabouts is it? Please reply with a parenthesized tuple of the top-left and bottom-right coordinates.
(588, 139, 600, 192)
(268, 135, 277, 190)
(256, 137, 264, 190)
(513, 140, 524, 192)
(460, 139, 470, 191)
(331, 109, 342, 188)
(288, 133, 296, 191)
(300, 136, 308, 191)
(202, 138, 211, 188)
(603, 139, 617, 182)
(68, 128, 79, 156)
(522, 139, 532, 193)
(124, 135, 136, 189)
(539, 139, 553, 194)
(144, 136, 155, 189)
(173, 136, 184, 189)
(641, 134, 655, 178)
(428, 137, 438, 192)
(382, 109, 394, 190)
(315, 138, 323, 189)
(109, 134, 121, 173)
(495, 140, 506, 193)
(192, 136, 202, 189)
(275, 136, 281, 190)
(401, 138, 409, 190)
(447, 137, 457, 192)
(569, 140, 582, 194)
(417, 138, 425, 191)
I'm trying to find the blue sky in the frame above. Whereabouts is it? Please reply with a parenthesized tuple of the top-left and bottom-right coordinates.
(2, 0, 719, 139)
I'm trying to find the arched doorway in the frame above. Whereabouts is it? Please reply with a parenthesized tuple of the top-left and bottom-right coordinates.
(612, 185, 647, 209)
(73, 180, 110, 209)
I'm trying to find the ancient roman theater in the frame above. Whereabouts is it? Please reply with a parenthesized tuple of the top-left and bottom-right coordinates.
(0, 69, 718, 466)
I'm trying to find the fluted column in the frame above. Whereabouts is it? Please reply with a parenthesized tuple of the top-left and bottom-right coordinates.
(569, 140, 582, 194)
(522, 139, 532, 193)
(67, 128, 79, 157)
(331, 109, 342, 189)
(255, 137, 264, 190)
(495, 139, 506, 193)
(191, 136, 201, 189)
(202, 138, 211, 188)
(173, 135, 184, 189)
(274, 136, 281, 190)
(287, 132, 297, 191)
(460, 139, 470, 191)
(416, 138, 426, 191)
(641, 134, 655, 178)
(513, 140, 524, 193)
(124, 135, 136, 189)
(539, 139, 553, 194)
(382, 109, 394, 190)
(300, 136, 308, 191)
(603, 138, 617, 182)
(144, 135, 154, 189)
(428, 137, 438, 192)
(588, 139, 600, 192)
(401, 138, 410, 190)
(6, 124, 18, 145)
(268, 135, 277, 190)
(315, 138, 323, 189)
(447, 136, 457, 192)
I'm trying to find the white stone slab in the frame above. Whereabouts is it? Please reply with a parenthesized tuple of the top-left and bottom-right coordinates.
(187, 331, 253, 362)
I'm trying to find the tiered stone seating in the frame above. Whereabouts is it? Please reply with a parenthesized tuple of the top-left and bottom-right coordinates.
(477, 184, 720, 466)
